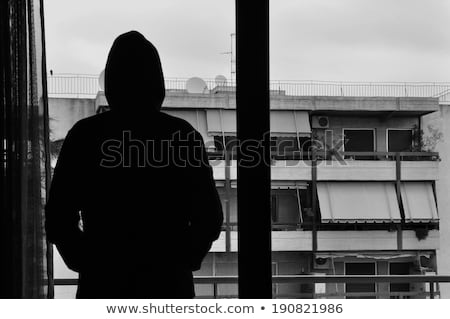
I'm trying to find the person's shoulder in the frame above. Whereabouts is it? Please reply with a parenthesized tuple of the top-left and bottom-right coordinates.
(159, 111, 198, 134)
(69, 111, 113, 133)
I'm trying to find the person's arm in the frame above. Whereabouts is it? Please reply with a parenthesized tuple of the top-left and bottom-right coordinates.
(188, 131, 224, 271)
(45, 124, 84, 272)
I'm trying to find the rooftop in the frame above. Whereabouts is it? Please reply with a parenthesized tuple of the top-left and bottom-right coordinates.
(47, 74, 450, 103)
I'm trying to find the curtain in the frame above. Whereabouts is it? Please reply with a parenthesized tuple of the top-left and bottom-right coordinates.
(0, 0, 52, 298)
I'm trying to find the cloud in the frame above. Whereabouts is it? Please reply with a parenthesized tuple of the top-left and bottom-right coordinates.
(45, 0, 234, 78)
(45, 0, 449, 81)
(270, 0, 450, 81)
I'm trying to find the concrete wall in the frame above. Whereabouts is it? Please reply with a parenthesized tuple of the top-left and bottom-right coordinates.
(49, 98, 96, 141)
(95, 90, 439, 113)
(215, 230, 439, 253)
(422, 105, 450, 298)
(213, 160, 439, 181)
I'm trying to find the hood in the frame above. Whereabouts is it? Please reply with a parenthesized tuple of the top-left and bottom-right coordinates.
(104, 31, 165, 112)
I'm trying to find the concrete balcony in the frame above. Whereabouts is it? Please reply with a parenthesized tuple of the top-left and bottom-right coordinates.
(211, 155, 439, 182)
(210, 230, 440, 252)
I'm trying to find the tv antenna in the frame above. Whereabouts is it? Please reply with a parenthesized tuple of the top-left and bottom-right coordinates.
(220, 33, 236, 83)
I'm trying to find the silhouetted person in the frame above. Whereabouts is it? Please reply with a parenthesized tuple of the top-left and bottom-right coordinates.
(45, 31, 223, 298)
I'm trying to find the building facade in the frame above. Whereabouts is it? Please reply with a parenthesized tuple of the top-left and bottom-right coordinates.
(48, 78, 450, 298)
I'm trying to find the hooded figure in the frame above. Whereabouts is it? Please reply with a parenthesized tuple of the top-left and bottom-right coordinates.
(104, 31, 165, 112)
(45, 31, 223, 298)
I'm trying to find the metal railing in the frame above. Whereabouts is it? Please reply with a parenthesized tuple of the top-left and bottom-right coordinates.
(210, 150, 440, 161)
(47, 74, 450, 102)
(47, 74, 99, 98)
(53, 275, 450, 299)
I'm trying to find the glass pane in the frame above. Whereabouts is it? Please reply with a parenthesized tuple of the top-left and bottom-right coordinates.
(270, 0, 447, 300)
(343, 129, 374, 152)
(389, 262, 411, 294)
(45, 0, 235, 299)
(345, 263, 376, 298)
(388, 130, 413, 152)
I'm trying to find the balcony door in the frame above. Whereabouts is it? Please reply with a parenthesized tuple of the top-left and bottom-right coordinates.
(345, 262, 376, 299)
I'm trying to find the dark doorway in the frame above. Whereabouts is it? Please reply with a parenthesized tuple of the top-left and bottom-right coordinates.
(345, 262, 376, 299)
(389, 262, 411, 298)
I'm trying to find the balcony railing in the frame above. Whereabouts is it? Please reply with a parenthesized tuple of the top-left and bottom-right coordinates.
(53, 275, 450, 299)
(47, 74, 450, 102)
(209, 150, 440, 161)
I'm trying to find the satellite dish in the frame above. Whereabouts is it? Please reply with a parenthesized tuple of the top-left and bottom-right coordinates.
(186, 77, 208, 94)
(215, 75, 227, 86)
(99, 69, 105, 91)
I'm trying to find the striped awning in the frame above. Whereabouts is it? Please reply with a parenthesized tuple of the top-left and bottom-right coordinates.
(401, 182, 439, 222)
(317, 182, 401, 223)
(206, 109, 311, 136)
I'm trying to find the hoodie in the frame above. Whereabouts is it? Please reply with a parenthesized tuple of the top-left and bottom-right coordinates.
(45, 31, 223, 298)
(104, 31, 165, 112)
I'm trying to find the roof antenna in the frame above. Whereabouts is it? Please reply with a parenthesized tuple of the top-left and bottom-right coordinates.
(220, 33, 236, 84)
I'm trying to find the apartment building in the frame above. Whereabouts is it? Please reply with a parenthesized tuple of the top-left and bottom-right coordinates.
(48, 77, 450, 298)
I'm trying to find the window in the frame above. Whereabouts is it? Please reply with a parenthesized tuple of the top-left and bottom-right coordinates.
(389, 262, 411, 298)
(343, 129, 375, 160)
(217, 188, 237, 226)
(216, 253, 238, 298)
(343, 129, 375, 152)
(387, 129, 413, 152)
(345, 262, 376, 299)
(271, 190, 300, 229)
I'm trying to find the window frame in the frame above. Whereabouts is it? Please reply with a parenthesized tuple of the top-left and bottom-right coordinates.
(386, 128, 414, 152)
(344, 261, 378, 298)
(342, 128, 376, 153)
(388, 261, 412, 296)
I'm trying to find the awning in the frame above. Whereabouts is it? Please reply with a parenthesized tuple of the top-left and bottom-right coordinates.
(206, 109, 311, 136)
(271, 110, 311, 137)
(401, 182, 439, 222)
(317, 182, 401, 223)
(206, 109, 236, 135)
(163, 109, 214, 147)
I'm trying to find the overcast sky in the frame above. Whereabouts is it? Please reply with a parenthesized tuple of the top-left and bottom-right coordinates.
(45, 0, 450, 82)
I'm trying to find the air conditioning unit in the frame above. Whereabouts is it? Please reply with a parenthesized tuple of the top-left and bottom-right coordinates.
(311, 116, 329, 129)
(313, 257, 331, 270)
